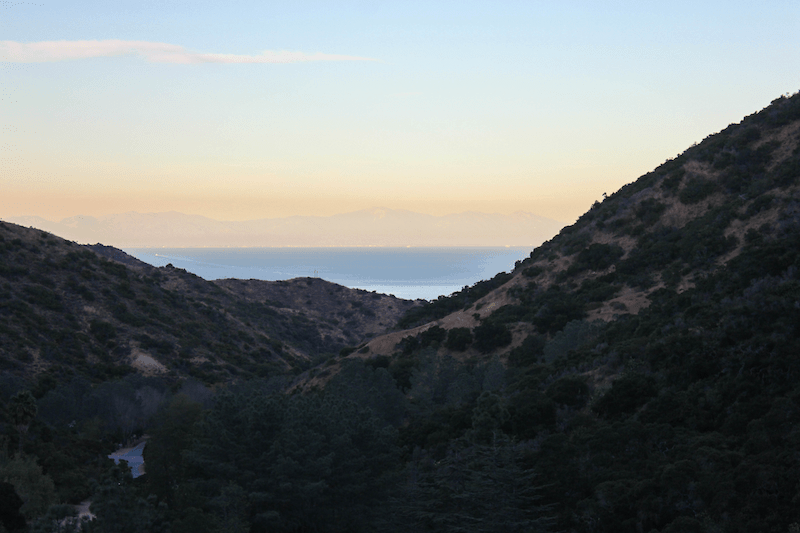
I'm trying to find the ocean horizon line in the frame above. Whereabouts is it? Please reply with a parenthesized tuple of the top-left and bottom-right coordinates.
(123, 246, 533, 301)
(124, 244, 535, 249)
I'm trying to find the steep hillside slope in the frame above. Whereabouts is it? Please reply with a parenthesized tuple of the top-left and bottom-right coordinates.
(0, 224, 418, 385)
(3, 92, 800, 533)
(359, 91, 800, 362)
(326, 92, 800, 531)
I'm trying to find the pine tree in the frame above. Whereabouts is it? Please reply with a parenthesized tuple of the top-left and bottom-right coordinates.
(89, 463, 168, 533)
(388, 438, 555, 532)
(8, 391, 37, 454)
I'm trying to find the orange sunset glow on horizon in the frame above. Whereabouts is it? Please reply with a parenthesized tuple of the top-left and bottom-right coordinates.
(2, 1, 799, 240)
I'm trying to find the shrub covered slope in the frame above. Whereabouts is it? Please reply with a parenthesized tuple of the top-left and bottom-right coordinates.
(2, 92, 800, 533)
(350, 92, 800, 532)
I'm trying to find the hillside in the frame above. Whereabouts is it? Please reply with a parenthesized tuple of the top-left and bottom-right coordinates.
(358, 93, 800, 361)
(0, 224, 419, 385)
(312, 91, 800, 531)
(2, 92, 800, 533)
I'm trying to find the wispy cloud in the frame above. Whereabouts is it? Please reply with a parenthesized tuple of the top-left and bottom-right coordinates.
(0, 40, 375, 64)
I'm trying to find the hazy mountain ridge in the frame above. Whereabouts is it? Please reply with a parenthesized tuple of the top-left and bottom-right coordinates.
(3, 208, 564, 248)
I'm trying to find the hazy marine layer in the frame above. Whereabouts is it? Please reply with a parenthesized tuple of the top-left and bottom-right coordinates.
(5, 208, 563, 248)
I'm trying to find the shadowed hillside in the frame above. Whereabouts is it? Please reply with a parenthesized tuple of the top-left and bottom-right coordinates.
(2, 91, 800, 533)
(317, 91, 800, 532)
(0, 224, 418, 385)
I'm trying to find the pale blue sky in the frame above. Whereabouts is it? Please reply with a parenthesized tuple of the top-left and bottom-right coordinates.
(2, 1, 799, 223)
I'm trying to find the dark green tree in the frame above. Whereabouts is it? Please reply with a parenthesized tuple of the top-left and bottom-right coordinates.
(473, 322, 512, 353)
(445, 328, 472, 351)
(184, 387, 399, 532)
(325, 360, 407, 426)
(28, 504, 86, 533)
(9, 391, 37, 453)
(0, 454, 56, 521)
(89, 463, 168, 533)
(0, 481, 26, 532)
(143, 394, 205, 507)
(388, 440, 554, 532)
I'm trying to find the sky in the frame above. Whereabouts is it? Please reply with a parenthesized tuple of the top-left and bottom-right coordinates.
(1, 1, 799, 225)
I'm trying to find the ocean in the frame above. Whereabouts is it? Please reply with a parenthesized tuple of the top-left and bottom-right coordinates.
(123, 247, 533, 301)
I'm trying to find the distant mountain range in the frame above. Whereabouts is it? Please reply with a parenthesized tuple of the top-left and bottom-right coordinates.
(2, 208, 564, 248)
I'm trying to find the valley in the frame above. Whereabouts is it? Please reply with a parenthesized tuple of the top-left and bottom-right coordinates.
(1, 91, 800, 532)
